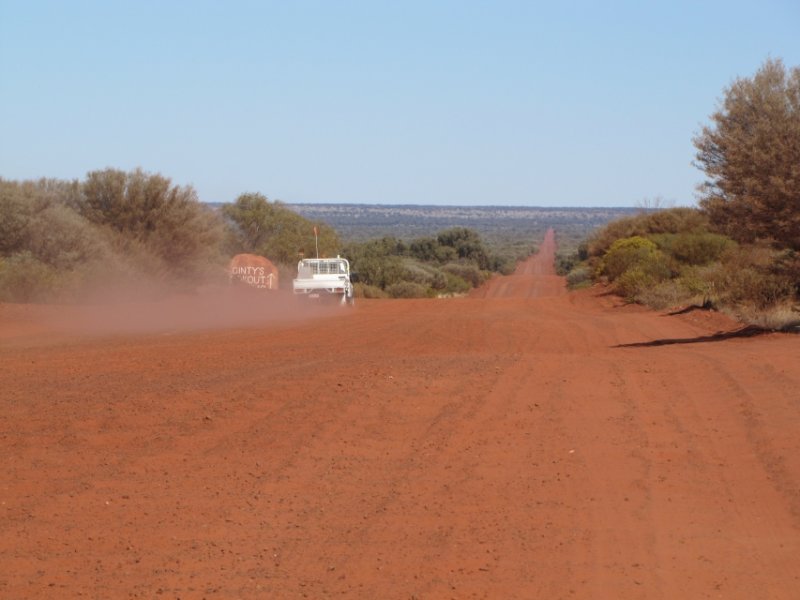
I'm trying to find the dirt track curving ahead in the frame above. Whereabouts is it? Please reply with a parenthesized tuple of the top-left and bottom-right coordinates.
(2, 229, 799, 599)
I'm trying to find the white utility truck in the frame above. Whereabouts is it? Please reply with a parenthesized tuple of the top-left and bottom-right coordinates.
(292, 256, 355, 305)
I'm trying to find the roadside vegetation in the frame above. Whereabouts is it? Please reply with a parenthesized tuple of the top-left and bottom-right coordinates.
(343, 227, 514, 298)
(0, 171, 226, 302)
(0, 170, 513, 302)
(0, 170, 336, 302)
(560, 59, 800, 329)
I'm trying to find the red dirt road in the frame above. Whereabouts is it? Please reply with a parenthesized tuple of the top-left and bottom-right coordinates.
(2, 229, 799, 599)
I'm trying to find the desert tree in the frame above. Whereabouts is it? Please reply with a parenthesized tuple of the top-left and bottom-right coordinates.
(693, 58, 800, 250)
(0, 177, 118, 300)
(76, 168, 226, 277)
(436, 227, 492, 269)
(0, 179, 31, 255)
(222, 192, 340, 264)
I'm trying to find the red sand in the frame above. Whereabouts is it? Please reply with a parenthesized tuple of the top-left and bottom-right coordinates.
(2, 229, 799, 599)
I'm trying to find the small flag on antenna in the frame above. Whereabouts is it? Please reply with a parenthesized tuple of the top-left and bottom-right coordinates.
(313, 226, 318, 236)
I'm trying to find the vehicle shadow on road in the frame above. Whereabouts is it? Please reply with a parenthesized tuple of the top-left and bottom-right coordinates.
(613, 325, 773, 348)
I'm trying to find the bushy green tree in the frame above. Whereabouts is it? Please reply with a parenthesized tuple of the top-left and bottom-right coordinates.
(600, 236, 670, 282)
(694, 58, 800, 250)
(0, 178, 119, 300)
(0, 251, 60, 302)
(222, 192, 340, 264)
(587, 208, 709, 258)
(437, 227, 492, 269)
(1, 178, 82, 255)
(75, 168, 225, 276)
(344, 237, 407, 289)
(0, 179, 33, 255)
(1, 170, 232, 301)
(409, 236, 455, 263)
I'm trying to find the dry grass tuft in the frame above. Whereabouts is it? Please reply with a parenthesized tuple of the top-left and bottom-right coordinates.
(725, 302, 800, 331)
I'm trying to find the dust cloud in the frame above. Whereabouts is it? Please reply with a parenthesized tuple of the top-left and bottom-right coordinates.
(1, 284, 345, 344)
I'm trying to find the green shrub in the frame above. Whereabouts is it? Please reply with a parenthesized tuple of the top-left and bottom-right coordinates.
(78, 169, 227, 278)
(581, 204, 797, 318)
(408, 236, 456, 263)
(598, 236, 671, 301)
(386, 281, 429, 298)
(345, 228, 502, 296)
(734, 303, 800, 330)
(0, 183, 31, 254)
(0, 251, 62, 302)
(649, 232, 733, 266)
(588, 208, 709, 258)
(442, 272, 471, 295)
(402, 259, 446, 289)
(600, 236, 670, 282)
(614, 267, 656, 301)
(639, 208, 710, 236)
(489, 255, 516, 275)
(437, 227, 492, 269)
(566, 265, 592, 289)
(675, 266, 712, 298)
(771, 249, 800, 298)
(25, 202, 116, 269)
(354, 282, 388, 298)
(703, 245, 795, 308)
(344, 237, 408, 289)
(351, 254, 407, 289)
(441, 262, 486, 287)
(555, 250, 581, 276)
(708, 266, 793, 309)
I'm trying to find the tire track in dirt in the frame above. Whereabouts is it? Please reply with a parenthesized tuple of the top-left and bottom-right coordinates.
(690, 352, 800, 521)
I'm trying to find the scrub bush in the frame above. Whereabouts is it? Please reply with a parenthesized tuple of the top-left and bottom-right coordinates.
(600, 237, 670, 282)
(703, 245, 795, 309)
(0, 252, 62, 302)
(565, 265, 592, 289)
(442, 272, 472, 295)
(441, 262, 486, 288)
(587, 208, 709, 258)
(649, 232, 733, 266)
(386, 281, 429, 299)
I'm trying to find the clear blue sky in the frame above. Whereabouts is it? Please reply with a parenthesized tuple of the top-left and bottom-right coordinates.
(1, 1, 798, 206)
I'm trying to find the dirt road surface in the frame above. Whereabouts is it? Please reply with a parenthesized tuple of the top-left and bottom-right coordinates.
(2, 229, 799, 599)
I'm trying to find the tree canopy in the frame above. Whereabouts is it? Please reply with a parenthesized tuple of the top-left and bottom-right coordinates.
(693, 58, 800, 250)
(222, 192, 340, 264)
(0, 171, 227, 300)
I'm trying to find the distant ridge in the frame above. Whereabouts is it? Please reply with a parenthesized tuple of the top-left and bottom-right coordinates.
(206, 202, 638, 242)
(287, 203, 637, 241)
